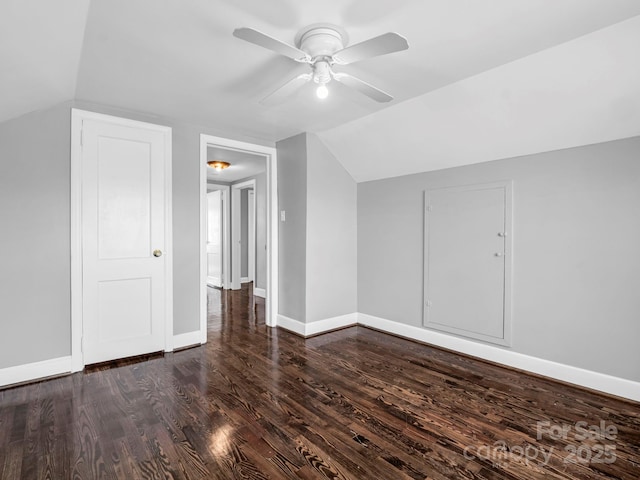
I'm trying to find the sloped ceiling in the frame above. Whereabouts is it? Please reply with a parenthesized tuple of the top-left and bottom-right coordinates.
(318, 15, 640, 182)
(0, 0, 89, 123)
(2, 1, 639, 181)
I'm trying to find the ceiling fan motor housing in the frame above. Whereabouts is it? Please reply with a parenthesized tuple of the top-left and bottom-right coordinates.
(296, 24, 347, 59)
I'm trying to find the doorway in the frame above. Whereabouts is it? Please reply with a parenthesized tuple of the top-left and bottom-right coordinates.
(206, 185, 230, 289)
(199, 135, 278, 337)
(231, 179, 257, 291)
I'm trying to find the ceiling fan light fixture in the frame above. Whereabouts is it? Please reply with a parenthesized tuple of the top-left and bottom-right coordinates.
(233, 24, 408, 104)
(207, 160, 231, 171)
(316, 83, 329, 99)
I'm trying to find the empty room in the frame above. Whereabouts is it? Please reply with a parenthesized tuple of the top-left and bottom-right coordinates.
(1, 1, 639, 479)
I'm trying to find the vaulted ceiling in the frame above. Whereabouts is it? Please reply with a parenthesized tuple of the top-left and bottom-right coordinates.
(2, 1, 640, 181)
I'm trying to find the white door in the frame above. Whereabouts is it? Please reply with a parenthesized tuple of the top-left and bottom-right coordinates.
(207, 190, 223, 287)
(81, 116, 171, 364)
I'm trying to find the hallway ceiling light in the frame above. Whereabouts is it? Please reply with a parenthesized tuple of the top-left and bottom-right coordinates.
(207, 160, 231, 171)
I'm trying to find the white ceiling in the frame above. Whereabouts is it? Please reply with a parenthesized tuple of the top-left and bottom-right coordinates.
(2, 1, 639, 181)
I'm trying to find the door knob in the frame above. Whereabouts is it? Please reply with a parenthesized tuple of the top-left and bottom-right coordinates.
(153, 249, 163, 257)
(494, 252, 504, 257)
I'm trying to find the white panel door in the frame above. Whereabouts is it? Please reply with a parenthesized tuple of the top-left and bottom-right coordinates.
(82, 118, 169, 364)
(424, 182, 512, 345)
(207, 190, 223, 287)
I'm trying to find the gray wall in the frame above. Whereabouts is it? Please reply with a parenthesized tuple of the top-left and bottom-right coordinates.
(306, 134, 357, 322)
(0, 102, 73, 368)
(276, 134, 307, 321)
(254, 173, 267, 290)
(275, 133, 358, 324)
(0, 100, 272, 369)
(358, 136, 640, 382)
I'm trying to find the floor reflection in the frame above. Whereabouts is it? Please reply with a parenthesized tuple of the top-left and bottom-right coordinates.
(207, 282, 265, 335)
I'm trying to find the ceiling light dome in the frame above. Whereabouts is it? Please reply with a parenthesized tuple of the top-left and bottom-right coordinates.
(207, 160, 230, 171)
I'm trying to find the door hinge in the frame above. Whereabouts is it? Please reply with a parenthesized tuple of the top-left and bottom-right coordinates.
(426, 300, 432, 307)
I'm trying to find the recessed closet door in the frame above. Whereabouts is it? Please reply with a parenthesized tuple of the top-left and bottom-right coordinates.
(81, 115, 171, 364)
(424, 181, 512, 345)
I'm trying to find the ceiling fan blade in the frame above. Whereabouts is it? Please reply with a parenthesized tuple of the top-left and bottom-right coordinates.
(333, 73, 393, 103)
(260, 73, 312, 105)
(332, 32, 408, 65)
(233, 27, 311, 63)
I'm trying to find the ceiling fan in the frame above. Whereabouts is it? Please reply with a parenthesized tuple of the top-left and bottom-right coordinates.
(233, 24, 409, 104)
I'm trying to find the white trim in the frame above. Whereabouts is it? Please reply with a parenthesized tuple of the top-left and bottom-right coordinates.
(248, 189, 255, 283)
(0, 356, 72, 388)
(266, 145, 278, 328)
(277, 313, 357, 337)
(173, 331, 204, 350)
(6, 313, 638, 402)
(200, 135, 278, 328)
(70, 109, 174, 370)
(221, 188, 231, 289)
(163, 122, 174, 353)
(276, 314, 306, 336)
(199, 141, 208, 343)
(240, 277, 251, 284)
(254, 287, 266, 298)
(357, 313, 640, 402)
(70, 111, 83, 372)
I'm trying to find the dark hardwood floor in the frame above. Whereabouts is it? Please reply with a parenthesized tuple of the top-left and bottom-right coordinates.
(1, 284, 639, 479)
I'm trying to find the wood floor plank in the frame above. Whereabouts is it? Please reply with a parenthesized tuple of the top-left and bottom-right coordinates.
(1, 283, 639, 479)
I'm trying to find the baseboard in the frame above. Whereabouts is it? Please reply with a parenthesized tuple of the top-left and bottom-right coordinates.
(277, 313, 357, 337)
(276, 314, 306, 336)
(173, 331, 204, 350)
(0, 356, 72, 388)
(240, 277, 251, 284)
(357, 313, 640, 403)
(254, 287, 266, 298)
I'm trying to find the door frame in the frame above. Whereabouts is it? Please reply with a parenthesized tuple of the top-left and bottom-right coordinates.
(70, 109, 174, 372)
(231, 179, 256, 289)
(206, 184, 231, 289)
(248, 189, 255, 284)
(199, 134, 278, 329)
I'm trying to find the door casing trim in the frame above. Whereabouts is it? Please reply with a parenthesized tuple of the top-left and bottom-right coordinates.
(199, 135, 278, 330)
